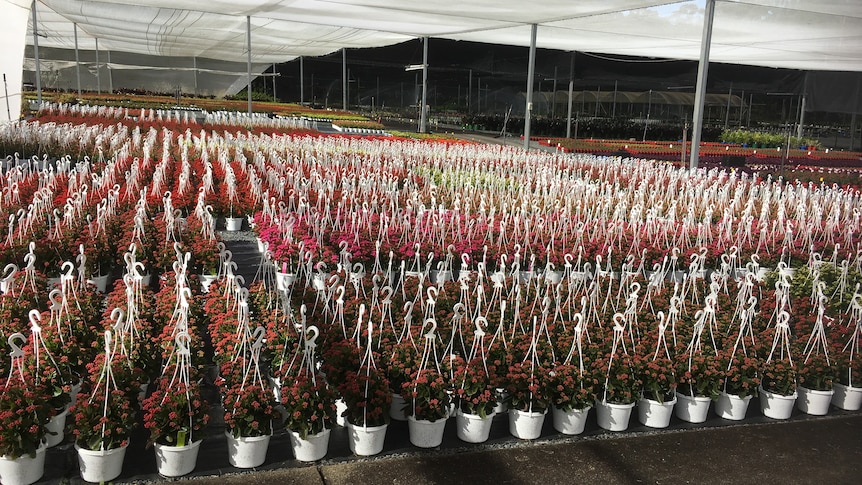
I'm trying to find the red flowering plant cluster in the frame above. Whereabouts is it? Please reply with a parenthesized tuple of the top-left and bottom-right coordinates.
(760, 357, 797, 396)
(504, 360, 552, 413)
(0, 378, 53, 459)
(339, 365, 392, 427)
(832, 344, 862, 388)
(453, 357, 497, 418)
(593, 350, 642, 405)
(382, 340, 420, 395)
(320, 339, 362, 392)
(70, 388, 138, 451)
(549, 360, 596, 412)
(401, 367, 451, 421)
(795, 352, 834, 392)
(675, 350, 722, 399)
(633, 351, 677, 403)
(142, 375, 210, 447)
(82, 352, 145, 410)
(718, 351, 761, 399)
(281, 373, 337, 439)
(223, 382, 280, 439)
(185, 218, 221, 276)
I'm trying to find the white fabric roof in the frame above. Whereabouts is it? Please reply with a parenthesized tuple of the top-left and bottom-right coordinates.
(3, 0, 862, 122)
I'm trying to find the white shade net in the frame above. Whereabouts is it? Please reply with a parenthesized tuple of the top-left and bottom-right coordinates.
(2, 0, 861, 122)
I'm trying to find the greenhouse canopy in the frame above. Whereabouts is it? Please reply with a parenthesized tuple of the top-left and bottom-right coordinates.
(2, 0, 862, 122)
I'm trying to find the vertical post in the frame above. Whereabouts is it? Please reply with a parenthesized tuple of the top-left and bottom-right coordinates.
(107, 50, 112, 94)
(747, 93, 753, 126)
(246, 16, 252, 115)
(643, 89, 651, 141)
(300, 57, 304, 104)
(477, 76, 481, 113)
(193, 57, 198, 96)
(272, 63, 277, 101)
(468, 69, 472, 113)
(612, 80, 618, 118)
(738, 90, 744, 125)
(95, 38, 101, 94)
(566, 52, 574, 139)
(73, 23, 81, 98)
(797, 94, 806, 140)
(689, 0, 716, 170)
(595, 86, 601, 117)
(31, 1, 41, 104)
(420, 36, 429, 133)
(724, 83, 732, 130)
(551, 66, 557, 118)
(523, 23, 538, 150)
(342, 48, 348, 110)
(3, 74, 11, 121)
(681, 118, 688, 166)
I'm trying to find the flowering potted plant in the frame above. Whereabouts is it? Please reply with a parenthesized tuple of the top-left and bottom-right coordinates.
(832, 347, 862, 410)
(549, 361, 595, 435)
(504, 360, 551, 439)
(593, 348, 641, 432)
(795, 352, 835, 415)
(716, 351, 760, 420)
(142, 376, 210, 477)
(452, 357, 496, 443)
(402, 367, 451, 448)
(674, 350, 721, 423)
(759, 357, 798, 419)
(0, 378, 52, 485)
(340, 366, 392, 455)
(70, 388, 137, 483)
(222, 382, 280, 468)
(281, 373, 337, 461)
(633, 350, 677, 429)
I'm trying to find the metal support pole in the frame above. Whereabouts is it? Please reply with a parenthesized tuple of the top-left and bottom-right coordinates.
(3, 74, 11, 121)
(342, 48, 348, 110)
(246, 16, 252, 115)
(95, 38, 100, 94)
(420, 37, 429, 133)
(689, 0, 716, 170)
(31, 1, 41, 104)
(797, 94, 806, 140)
(551, 66, 557, 118)
(468, 69, 472, 113)
(724, 83, 732, 130)
(523, 23, 537, 150)
(566, 52, 574, 139)
(300, 57, 304, 104)
(747, 93, 753, 126)
(74, 23, 81, 98)
(477, 76, 481, 113)
(107, 50, 112, 94)
(272, 63, 277, 101)
(613, 80, 618, 118)
(193, 57, 198, 96)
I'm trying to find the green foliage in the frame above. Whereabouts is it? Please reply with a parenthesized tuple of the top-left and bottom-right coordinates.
(721, 129, 820, 149)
